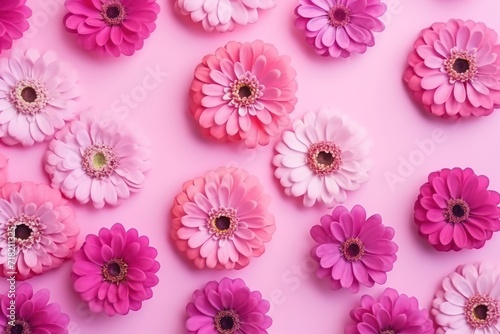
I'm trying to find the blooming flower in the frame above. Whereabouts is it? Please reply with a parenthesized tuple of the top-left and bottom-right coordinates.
(0, 283, 70, 334)
(310, 205, 397, 293)
(0, 0, 31, 54)
(190, 40, 298, 148)
(294, 0, 386, 58)
(176, 0, 275, 32)
(0, 154, 7, 186)
(64, 0, 160, 57)
(414, 167, 500, 252)
(72, 223, 160, 316)
(186, 277, 272, 334)
(171, 166, 276, 270)
(44, 113, 151, 209)
(0, 182, 79, 280)
(0, 49, 80, 146)
(404, 19, 500, 119)
(346, 288, 434, 334)
(273, 108, 371, 207)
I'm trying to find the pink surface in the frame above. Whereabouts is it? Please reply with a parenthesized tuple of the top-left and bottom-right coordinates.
(1, 0, 499, 332)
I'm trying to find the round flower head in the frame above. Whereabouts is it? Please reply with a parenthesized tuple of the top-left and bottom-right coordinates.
(0, 154, 7, 186)
(186, 277, 272, 334)
(0, 0, 31, 54)
(0, 182, 79, 281)
(72, 223, 160, 316)
(64, 0, 160, 57)
(0, 49, 80, 146)
(433, 263, 500, 333)
(414, 167, 500, 252)
(310, 205, 397, 293)
(294, 0, 386, 58)
(273, 108, 371, 207)
(44, 113, 151, 209)
(404, 19, 500, 119)
(176, 0, 275, 32)
(171, 166, 276, 270)
(346, 288, 434, 334)
(190, 40, 298, 148)
(0, 283, 70, 334)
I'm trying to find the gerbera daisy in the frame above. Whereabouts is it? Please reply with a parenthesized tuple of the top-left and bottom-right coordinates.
(0, 0, 31, 54)
(186, 277, 272, 334)
(64, 0, 160, 57)
(0, 49, 80, 146)
(273, 108, 371, 207)
(0, 182, 79, 281)
(310, 205, 397, 293)
(346, 288, 434, 334)
(0, 154, 7, 186)
(72, 223, 160, 316)
(404, 19, 500, 119)
(0, 283, 70, 334)
(171, 166, 276, 270)
(176, 0, 275, 32)
(294, 0, 386, 58)
(44, 113, 151, 209)
(190, 40, 298, 148)
(414, 167, 500, 252)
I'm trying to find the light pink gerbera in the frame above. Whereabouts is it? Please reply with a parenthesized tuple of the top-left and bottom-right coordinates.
(64, 0, 160, 57)
(176, 0, 275, 32)
(44, 113, 151, 209)
(0, 49, 80, 146)
(0, 182, 80, 281)
(0, 154, 7, 186)
(72, 223, 160, 316)
(171, 166, 276, 270)
(294, 0, 386, 58)
(404, 19, 500, 119)
(0, 0, 32, 54)
(190, 40, 298, 148)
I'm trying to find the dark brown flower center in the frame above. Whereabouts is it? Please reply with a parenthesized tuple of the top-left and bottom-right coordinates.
(474, 304, 488, 320)
(20, 87, 37, 103)
(207, 208, 239, 239)
(317, 151, 334, 166)
(453, 58, 470, 74)
(9, 79, 49, 115)
(102, 258, 128, 284)
(445, 50, 478, 82)
(3, 319, 31, 334)
(106, 5, 121, 19)
(101, 2, 126, 25)
(215, 310, 240, 334)
(15, 224, 32, 240)
(215, 216, 231, 231)
(307, 141, 342, 175)
(237, 85, 252, 99)
(465, 295, 500, 328)
(328, 5, 351, 27)
(445, 199, 470, 224)
(340, 238, 365, 261)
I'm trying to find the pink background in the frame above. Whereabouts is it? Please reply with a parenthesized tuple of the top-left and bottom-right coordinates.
(1, 0, 499, 332)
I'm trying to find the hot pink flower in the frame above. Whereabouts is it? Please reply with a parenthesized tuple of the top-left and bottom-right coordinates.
(414, 167, 500, 252)
(64, 0, 160, 57)
(294, 0, 386, 58)
(404, 19, 500, 119)
(0, 182, 79, 281)
(190, 40, 298, 148)
(72, 223, 160, 316)
(171, 166, 276, 270)
(310, 205, 398, 293)
(0, 154, 7, 186)
(0, 0, 31, 54)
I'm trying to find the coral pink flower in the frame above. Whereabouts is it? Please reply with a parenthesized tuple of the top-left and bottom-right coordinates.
(64, 0, 160, 57)
(346, 288, 434, 334)
(171, 166, 276, 270)
(0, 154, 7, 186)
(0, 182, 79, 281)
(186, 277, 272, 334)
(310, 205, 397, 293)
(414, 167, 500, 252)
(404, 19, 500, 119)
(0, 0, 31, 54)
(294, 0, 386, 58)
(190, 40, 298, 148)
(176, 0, 275, 32)
(44, 113, 151, 209)
(72, 223, 160, 316)
(0, 283, 70, 334)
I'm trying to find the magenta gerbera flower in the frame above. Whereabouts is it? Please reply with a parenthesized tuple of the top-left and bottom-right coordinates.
(44, 113, 151, 209)
(64, 0, 160, 57)
(190, 40, 298, 148)
(294, 0, 386, 58)
(171, 166, 276, 270)
(72, 223, 160, 316)
(0, 154, 7, 186)
(346, 288, 434, 334)
(0, 182, 80, 281)
(0, 0, 31, 54)
(186, 277, 272, 334)
(310, 205, 397, 293)
(0, 283, 70, 334)
(404, 19, 500, 119)
(414, 167, 500, 252)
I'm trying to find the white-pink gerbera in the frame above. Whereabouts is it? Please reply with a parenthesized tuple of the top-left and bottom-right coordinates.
(44, 113, 151, 209)
(273, 108, 371, 207)
(0, 49, 79, 146)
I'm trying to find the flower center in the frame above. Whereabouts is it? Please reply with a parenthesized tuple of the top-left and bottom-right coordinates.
(207, 208, 238, 238)
(380, 330, 396, 334)
(9, 79, 49, 114)
(82, 144, 118, 179)
(328, 5, 351, 27)
(2, 319, 31, 334)
(445, 199, 470, 223)
(307, 141, 342, 176)
(444, 49, 478, 83)
(214, 310, 240, 334)
(465, 295, 500, 328)
(14, 224, 32, 240)
(225, 70, 265, 116)
(4, 214, 41, 250)
(101, 1, 126, 25)
(102, 258, 128, 284)
(340, 238, 365, 261)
